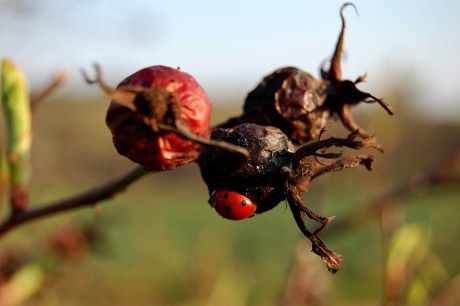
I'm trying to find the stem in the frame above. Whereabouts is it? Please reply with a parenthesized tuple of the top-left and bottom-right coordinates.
(0, 150, 8, 209)
(0, 166, 148, 237)
(161, 122, 250, 163)
(30, 71, 67, 115)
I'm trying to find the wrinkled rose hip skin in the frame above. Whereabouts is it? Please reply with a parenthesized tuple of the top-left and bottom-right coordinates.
(197, 123, 294, 214)
(106, 66, 212, 171)
(243, 68, 329, 144)
(219, 3, 394, 144)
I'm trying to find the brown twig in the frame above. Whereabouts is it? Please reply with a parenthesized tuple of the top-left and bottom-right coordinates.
(0, 166, 148, 237)
(30, 71, 67, 114)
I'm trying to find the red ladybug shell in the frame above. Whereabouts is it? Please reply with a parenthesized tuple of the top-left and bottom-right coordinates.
(211, 190, 257, 220)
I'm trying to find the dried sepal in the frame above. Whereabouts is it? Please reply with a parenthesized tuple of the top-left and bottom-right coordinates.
(292, 130, 382, 165)
(285, 154, 375, 273)
(328, 2, 359, 82)
(284, 132, 376, 273)
(325, 3, 394, 139)
(286, 184, 342, 273)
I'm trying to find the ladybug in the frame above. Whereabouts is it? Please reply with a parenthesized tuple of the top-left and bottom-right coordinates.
(211, 190, 257, 221)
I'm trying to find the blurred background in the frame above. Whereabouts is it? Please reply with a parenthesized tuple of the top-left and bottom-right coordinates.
(1, 0, 459, 305)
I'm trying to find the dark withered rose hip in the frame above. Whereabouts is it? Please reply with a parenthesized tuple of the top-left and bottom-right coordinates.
(106, 66, 212, 171)
(218, 3, 394, 145)
(242, 67, 330, 143)
(197, 123, 294, 214)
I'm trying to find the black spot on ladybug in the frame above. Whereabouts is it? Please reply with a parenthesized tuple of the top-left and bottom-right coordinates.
(225, 205, 231, 213)
(241, 199, 249, 207)
(223, 193, 229, 199)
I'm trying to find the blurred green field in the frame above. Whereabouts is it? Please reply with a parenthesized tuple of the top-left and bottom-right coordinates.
(1, 88, 460, 306)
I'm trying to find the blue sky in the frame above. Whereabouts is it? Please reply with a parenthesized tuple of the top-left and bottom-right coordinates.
(1, 0, 459, 118)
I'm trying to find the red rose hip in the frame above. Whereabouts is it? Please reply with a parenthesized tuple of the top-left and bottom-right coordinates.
(105, 66, 212, 171)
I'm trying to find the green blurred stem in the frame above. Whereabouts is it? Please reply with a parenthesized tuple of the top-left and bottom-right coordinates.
(324, 143, 460, 239)
(0, 150, 8, 208)
(0, 165, 148, 237)
(1, 58, 32, 212)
